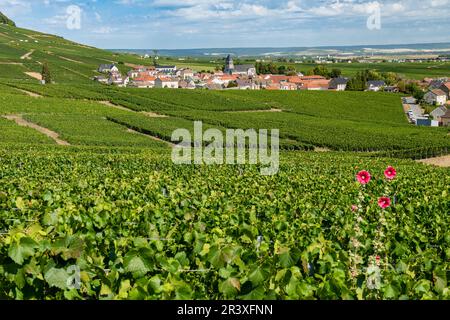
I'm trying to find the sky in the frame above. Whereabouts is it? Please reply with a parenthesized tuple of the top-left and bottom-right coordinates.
(1, 0, 450, 49)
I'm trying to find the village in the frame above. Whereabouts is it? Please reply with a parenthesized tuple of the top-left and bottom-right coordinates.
(93, 55, 450, 128)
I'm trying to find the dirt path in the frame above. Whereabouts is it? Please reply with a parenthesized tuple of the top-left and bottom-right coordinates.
(127, 128, 174, 147)
(0, 62, 23, 65)
(20, 49, 35, 60)
(99, 101, 132, 112)
(224, 108, 282, 113)
(417, 155, 450, 168)
(58, 56, 84, 64)
(3, 115, 70, 146)
(141, 111, 169, 118)
(314, 147, 331, 152)
(24, 72, 42, 80)
(16, 89, 42, 98)
(99, 101, 168, 118)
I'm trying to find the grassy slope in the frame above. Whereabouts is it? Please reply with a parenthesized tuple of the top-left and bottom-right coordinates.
(0, 24, 151, 83)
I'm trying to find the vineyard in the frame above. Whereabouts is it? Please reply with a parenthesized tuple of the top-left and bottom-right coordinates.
(1, 83, 448, 152)
(0, 23, 449, 301)
(0, 148, 448, 299)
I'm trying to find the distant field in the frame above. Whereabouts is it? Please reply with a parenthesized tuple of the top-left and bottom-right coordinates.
(159, 57, 450, 80)
(291, 62, 450, 80)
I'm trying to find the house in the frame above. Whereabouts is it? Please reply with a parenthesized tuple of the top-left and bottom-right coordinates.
(265, 83, 281, 90)
(280, 82, 298, 91)
(299, 79, 330, 91)
(439, 82, 450, 99)
(211, 75, 238, 86)
(329, 77, 349, 91)
(424, 89, 447, 106)
(206, 83, 224, 90)
(93, 75, 108, 84)
(177, 68, 195, 79)
(178, 80, 196, 89)
(155, 77, 179, 88)
(98, 64, 119, 73)
(233, 64, 257, 77)
(441, 109, 450, 126)
(366, 81, 386, 92)
(127, 70, 140, 79)
(263, 75, 290, 84)
(156, 65, 177, 74)
(129, 75, 156, 88)
(384, 86, 399, 93)
(429, 79, 446, 90)
(108, 73, 124, 86)
(236, 79, 259, 90)
(430, 106, 447, 123)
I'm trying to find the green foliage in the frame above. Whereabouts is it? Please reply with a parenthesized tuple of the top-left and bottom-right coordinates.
(256, 62, 296, 75)
(0, 149, 448, 299)
(0, 12, 15, 27)
(41, 62, 52, 84)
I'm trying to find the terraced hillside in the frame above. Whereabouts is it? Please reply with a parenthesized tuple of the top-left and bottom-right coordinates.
(0, 24, 146, 83)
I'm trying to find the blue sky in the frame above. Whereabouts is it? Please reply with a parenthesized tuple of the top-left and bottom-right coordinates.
(1, 0, 450, 49)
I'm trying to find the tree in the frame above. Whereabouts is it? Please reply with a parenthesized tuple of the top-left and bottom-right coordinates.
(406, 83, 424, 101)
(346, 71, 367, 91)
(152, 50, 159, 66)
(381, 72, 399, 86)
(312, 65, 331, 78)
(41, 62, 51, 84)
(330, 68, 342, 78)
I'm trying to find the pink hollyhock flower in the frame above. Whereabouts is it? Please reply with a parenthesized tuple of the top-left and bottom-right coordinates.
(351, 205, 358, 212)
(378, 197, 391, 209)
(356, 171, 371, 185)
(384, 166, 397, 180)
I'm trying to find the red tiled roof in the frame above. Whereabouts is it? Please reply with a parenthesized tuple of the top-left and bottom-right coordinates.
(158, 77, 177, 82)
(134, 76, 156, 82)
(300, 75, 327, 81)
(301, 80, 330, 89)
(431, 89, 447, 96)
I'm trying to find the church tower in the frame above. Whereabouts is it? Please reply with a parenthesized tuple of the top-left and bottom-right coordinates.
(224, 54, 234, 74)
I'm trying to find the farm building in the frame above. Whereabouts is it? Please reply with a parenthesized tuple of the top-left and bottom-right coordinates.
(155, 65, 177, 74)
(431, 106, 447, 122)
(424, 89, 447, 106)
(441, 109, 450, 127)
(155, 77, 179, 88)
(366, 81, 386, 92)
(98, 64, 119, 73)
(329, 77, 349, 91)
(439, 82, 450, 99)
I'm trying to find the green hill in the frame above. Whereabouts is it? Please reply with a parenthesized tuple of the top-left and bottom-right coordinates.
(0, 11, 15, 27)
(0, 23, 148, 83)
